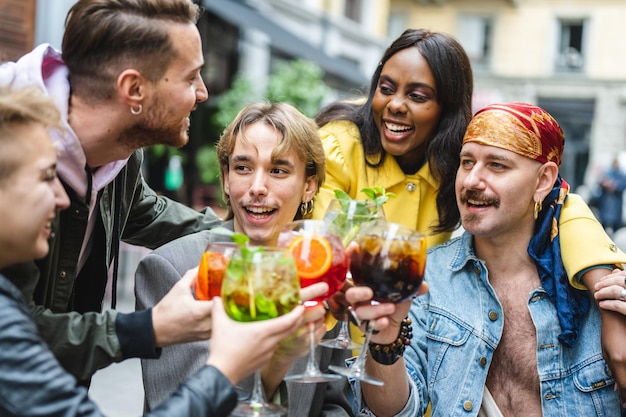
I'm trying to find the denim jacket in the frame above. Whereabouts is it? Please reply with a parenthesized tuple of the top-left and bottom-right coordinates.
(360, 233, 619, 417)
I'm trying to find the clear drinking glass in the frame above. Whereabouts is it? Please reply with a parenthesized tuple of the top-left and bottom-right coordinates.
(192, 241, 238, 300)
(319, 199, 385, 350)
(277, 219, 348, 383)
(221, 246, 301, 416)
(328, 220, 426, 386)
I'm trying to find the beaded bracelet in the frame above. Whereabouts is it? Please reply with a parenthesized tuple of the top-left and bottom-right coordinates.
(368, 317, 413, 365)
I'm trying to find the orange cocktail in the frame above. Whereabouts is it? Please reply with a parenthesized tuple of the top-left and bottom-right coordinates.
(193, 242, 238, 300)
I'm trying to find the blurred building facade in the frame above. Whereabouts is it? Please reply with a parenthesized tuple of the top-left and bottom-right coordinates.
(199, 0, 389, 100)
(389, 0, 626, 192)
(2, 0, 625, 193)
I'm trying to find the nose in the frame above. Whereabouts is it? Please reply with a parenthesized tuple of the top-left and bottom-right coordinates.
(387, 94, 407, 114)
(196, 78, 209, 103)
(248, 171, 268, 197)
(460, 165, 485, 190)
(54, 178, 70, 211)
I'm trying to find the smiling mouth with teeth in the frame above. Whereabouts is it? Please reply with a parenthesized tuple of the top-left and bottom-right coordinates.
(463, 197, 500, 209)
(246, 207, 276, 217)
(385, 122, 412, 133)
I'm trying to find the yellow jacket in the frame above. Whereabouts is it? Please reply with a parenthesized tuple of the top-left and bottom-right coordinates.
(560, 193, 626, 288)
(312, 120, 451, 248)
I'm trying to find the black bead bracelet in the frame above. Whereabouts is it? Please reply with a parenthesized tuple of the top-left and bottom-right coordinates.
(368, 317, 413, 365)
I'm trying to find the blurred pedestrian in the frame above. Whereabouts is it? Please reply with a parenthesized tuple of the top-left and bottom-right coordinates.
(596, 157, 626, 234)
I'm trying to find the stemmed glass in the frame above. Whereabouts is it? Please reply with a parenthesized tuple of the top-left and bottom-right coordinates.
(320, 198, 385, 350)
(221, 246, 301, 417)
(277, 219, 349, 383)
(192, 241, 239, 300)
(328, 220, 426, 386)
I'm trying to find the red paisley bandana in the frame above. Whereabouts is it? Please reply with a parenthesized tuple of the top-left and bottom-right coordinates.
(463, 102, 565, 166)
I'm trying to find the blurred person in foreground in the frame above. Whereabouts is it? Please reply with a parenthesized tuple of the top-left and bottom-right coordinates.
(0, 0, 223, 384)
(0, 86, 306, 417)
(345, 102, 623, 416)
(136, 101, 354, 416)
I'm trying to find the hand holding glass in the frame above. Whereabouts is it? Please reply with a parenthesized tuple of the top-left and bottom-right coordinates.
(278, 219, 348, 383)
(320, 198, 385, 350)
(221, 246, 301, 416)
(329, 220, 426, 386)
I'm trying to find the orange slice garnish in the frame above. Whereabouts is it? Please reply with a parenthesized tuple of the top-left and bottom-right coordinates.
(287, 234, 332, 279)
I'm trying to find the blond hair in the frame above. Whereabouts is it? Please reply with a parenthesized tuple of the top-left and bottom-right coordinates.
(0, 86, 62, 181)
(216, 101, 326, 221)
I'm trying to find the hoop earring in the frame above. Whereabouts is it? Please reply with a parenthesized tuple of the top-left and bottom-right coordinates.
(533, 200, 542, 220)
(130, 104, 143, 115)
(300, 200, 313, 216)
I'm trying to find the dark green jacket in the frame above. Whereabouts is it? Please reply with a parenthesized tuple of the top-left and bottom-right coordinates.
(2, 150, 221, 383)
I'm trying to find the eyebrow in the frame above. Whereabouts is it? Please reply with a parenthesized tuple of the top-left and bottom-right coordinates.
(184, 63, 204, 78)
(231, 155, 295, 169)
(231, 155, 251, 164)
(460, 149, 514, 163)
(271, 157, 295, 169)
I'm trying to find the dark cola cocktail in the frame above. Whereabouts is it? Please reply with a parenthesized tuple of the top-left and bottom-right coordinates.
(350, 221, 426, 303)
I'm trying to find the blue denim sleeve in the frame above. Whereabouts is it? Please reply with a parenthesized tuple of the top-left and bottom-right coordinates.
(352, 299, 429, 417)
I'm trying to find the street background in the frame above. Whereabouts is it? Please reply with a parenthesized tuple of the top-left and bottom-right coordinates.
(89, 245, 148, 416)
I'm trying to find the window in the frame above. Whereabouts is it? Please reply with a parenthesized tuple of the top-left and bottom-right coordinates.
(344, 0, 363, 23)
(538, 98, 594, 190)
(199, 12, 239, 95)
(458, 15, 492, 70)
(556, 19, 585, 72)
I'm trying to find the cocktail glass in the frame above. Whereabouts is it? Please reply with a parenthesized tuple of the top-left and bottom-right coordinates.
(221, 246, 301, 416)
(277, 219, 348, 383)
(328, 220, 426, 386)
(192, 241, 239, 300)
(319, 199, 385, 350)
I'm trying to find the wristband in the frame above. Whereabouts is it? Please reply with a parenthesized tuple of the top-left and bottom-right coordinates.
(368, 317, 412, 365)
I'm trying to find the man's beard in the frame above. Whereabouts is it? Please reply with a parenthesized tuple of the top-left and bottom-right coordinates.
(120, 98, 188, 150)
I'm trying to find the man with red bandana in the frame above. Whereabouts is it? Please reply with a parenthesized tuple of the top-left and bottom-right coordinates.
(345, 102, 623, 417)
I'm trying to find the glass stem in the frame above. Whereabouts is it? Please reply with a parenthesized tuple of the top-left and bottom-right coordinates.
(336, 317, 351, 343)
(249, 369, 267, 409)
(303, 322, 321, 375)
(349, 321, 373, 377)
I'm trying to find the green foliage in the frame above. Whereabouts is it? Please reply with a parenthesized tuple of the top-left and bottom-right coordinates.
(331, 187, 396, 247)
(266, 60, 330, 117)
(334, 187, 396, 208)
(231, 232, 251, 247)
(211, 77, 256, 132)
(147, 144, 185, 163)
(198, 59, 330, 193)
(195, 145, 221, 185)
(210, 59, 329, 132)
(359, 186, 397, 206)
